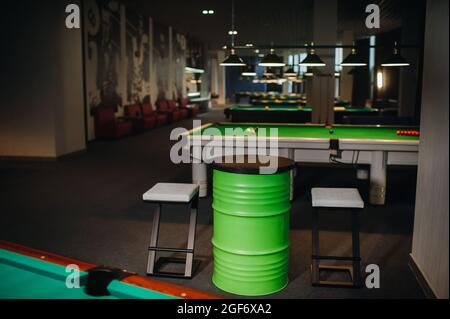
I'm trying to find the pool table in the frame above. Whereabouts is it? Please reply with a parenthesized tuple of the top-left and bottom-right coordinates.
(249, 97, 349, 106)
(235, 92, 304, 103)
(224, 105, 379, 124)
(182, 123, 419, 205)
(0, 241, 218, 299)
(250, 98, 307, 106)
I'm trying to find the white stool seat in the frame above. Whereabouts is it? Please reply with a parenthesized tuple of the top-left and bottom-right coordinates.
(143, 183, 199, 203)
(311, 188, 364, 209)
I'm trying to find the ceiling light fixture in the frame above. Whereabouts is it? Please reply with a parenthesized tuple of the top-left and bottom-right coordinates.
(340, 44, 367, 67)
(185, 66, 205, 74)
(303, 69, 314, 77)
(241, 64, 257, 77)
(263, 68, 275, 76)
(299, 43, 326, 67)
(381, 42, 410, 67)
(259, 48, 286, 67)
(284, 67, 297, 77)
(221, 0, 245, 67)
(220, 48, 245, 66)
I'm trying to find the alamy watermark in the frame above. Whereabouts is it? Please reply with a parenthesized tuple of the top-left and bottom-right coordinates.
(170, 120, 281, 174)
(65, 4, 80, 29)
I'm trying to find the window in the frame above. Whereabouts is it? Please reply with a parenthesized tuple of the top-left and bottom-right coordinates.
(369, 36, 376, 99)
(335, 47, 343, 97)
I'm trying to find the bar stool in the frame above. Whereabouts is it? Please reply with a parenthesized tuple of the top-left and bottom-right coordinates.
(311, 187, 364, 288)
(143, 183, 200, 279)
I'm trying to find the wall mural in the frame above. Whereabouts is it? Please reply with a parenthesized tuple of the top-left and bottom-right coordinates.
(153, 22, 170, 101)
(85, 0, 123, 115)
(84, 0, 204, 140)
(126, 9, 150, 104)
(173, 32, 187, 100)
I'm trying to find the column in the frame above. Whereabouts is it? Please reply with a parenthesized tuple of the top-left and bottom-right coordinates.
(310, 0, 337, 124)
(217, 51, 227, 105)
(340, 31, 354, 101)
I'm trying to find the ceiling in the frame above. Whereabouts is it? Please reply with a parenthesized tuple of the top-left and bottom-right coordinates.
(130, 0, 425, 50)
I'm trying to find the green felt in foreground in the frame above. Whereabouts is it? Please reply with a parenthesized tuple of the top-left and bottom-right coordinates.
(192, 123, 420, 141)
(0, 249, 176, 299)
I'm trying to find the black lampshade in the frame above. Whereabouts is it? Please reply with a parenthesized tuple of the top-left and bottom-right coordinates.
(303, 68, 314, 77)
(299, 50, 326, 67)
(340, 48, 367, 67)
(381, 49, 410, 67)
(221, 49, 245, 66)
(242, 64, 256, 76)
(259, 49, 285, 67)
(263, 68, 275, 76)
(284, 67, 297, 77)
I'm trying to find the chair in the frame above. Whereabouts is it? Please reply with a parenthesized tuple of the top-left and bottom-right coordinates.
(94, 107, 132, 139)
(142, 103, 168, 127)
(124, 104, 156, 132)
(168, 100, 188, 119)
(310, 187, 364, 288)
(156, 100, 181, 123)
(179, 98, 199, 118)
(143, 183, 200, 279)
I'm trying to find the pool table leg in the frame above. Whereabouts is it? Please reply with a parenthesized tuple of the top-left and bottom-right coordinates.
(370, 151, 387, 205)
(193, 162, 208, 197)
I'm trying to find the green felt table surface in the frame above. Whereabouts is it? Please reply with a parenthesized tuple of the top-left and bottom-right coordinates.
(0, 249, 176, 299)
(230, 105, 376, 112)
(193, 123, 420, 141)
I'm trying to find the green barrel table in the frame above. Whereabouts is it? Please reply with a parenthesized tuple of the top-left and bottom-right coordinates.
(212, 156, 295, 296)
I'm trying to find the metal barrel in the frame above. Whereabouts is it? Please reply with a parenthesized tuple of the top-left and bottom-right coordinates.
(212, 167, 291, 296)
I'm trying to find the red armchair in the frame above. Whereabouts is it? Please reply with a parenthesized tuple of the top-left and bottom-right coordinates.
(156, 100, 181, 123)
(179, 98, 199, 118)
(124, 104, 156, 132)
(94, 107, 132, 139)
(168, 100, 188, 119)
(142, 103, 168, 127)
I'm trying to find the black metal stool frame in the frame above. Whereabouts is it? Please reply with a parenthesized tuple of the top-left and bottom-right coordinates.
(311, 207, 362, 288)
(145, 193, 200, 279)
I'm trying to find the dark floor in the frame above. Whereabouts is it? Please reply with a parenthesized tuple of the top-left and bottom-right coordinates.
(0, 110, 425, 298)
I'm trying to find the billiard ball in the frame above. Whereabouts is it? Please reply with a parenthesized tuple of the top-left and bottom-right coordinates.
(329, 129, 334, 134)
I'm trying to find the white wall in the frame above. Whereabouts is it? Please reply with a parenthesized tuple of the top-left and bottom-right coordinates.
(0, 1, 85, 158)
(54, 0, 86, 157)
(411, 0, 449, 299)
